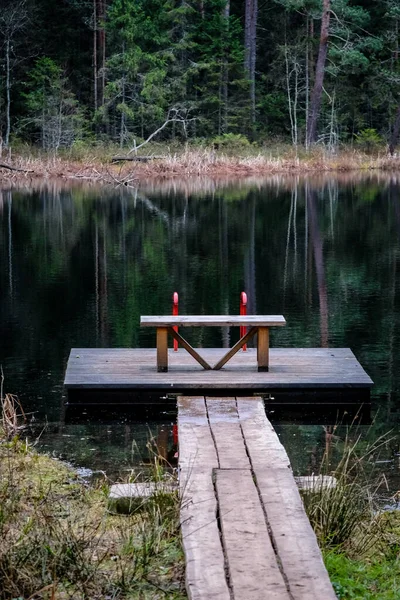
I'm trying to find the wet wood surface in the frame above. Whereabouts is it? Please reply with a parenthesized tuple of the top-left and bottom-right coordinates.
(65, 347, 373, 392)
(178, 395, 337, 600)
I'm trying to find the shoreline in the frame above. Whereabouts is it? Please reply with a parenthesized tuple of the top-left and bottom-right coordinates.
(1, 148, 400, 185)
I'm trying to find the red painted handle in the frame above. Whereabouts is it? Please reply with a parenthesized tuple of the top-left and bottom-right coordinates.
(173, 292, 179, 351)
(240, 292, 247, 351)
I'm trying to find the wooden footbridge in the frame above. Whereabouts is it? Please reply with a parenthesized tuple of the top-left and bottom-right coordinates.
(178, 395, 337, 599)
(64, 313, 373, 599)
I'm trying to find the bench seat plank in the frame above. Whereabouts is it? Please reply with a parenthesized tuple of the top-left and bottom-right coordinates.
(140, 315, 286, 327)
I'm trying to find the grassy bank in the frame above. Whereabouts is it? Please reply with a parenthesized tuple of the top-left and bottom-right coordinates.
(301, 431, 400, 599)
(0, 433, 185, 599)
(1, 141, 400, 184)
(325, 550, 400, 599)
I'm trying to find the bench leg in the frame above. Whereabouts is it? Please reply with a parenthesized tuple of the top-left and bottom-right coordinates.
(157, 327, 169, 372)
(257, 327, 269, 372)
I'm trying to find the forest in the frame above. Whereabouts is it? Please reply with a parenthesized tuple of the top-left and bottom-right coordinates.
(1, 0, 400, 153)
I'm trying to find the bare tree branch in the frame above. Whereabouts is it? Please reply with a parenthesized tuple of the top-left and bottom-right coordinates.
(127, 108, 195, 155)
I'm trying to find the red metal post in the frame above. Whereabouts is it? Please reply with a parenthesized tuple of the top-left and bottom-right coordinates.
(240, 291, 247, 351)
(173, 292, 179, 351)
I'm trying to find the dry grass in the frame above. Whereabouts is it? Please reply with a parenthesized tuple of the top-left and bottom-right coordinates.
(1, 394, 26, 440)
(0, 393, 186, 600)
(301, 430, 394, 558)
(1, 144, 400, 184)
(0, 370, 27, 440)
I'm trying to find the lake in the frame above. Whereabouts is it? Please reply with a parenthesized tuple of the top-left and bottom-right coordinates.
(1, 174, 400, 490)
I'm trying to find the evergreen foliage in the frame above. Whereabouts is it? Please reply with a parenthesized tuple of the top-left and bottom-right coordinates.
(1, 0, 400, 150)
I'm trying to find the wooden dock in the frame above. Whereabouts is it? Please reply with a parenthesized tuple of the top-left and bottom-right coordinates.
(65, 347, 373, 404)
(178, 395, 337, 600)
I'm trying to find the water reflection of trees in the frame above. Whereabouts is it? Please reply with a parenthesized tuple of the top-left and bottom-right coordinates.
(1, 175, 400, 444)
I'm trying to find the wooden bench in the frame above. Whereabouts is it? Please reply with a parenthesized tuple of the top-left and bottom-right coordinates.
(140, 315, 286, 373)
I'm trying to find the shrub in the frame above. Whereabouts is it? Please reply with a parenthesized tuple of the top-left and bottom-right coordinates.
(354, 128, 383, 152)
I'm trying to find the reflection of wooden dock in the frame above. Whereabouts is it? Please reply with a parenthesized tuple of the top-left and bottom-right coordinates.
(64, 347, 373, 403)
(178, 395, 337, 600)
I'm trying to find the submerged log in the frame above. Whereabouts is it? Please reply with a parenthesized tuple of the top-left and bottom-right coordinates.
(111, 155, 164, 163)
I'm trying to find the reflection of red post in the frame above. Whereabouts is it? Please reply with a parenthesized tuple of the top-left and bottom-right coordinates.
(173, 424, 178, 446)
(240, 291, 247, 351)
(173, 292, 179, 351)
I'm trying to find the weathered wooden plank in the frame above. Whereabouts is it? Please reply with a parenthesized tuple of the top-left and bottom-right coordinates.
(206, 398, 250, 469)
(177, 396, 231, 600)
(236, 399, 336, 600)
(68, 346, 355, 355)
(178, 396, 216, 468)
(215, 469, 290, 600)
(65, 348, 373, 393)
(141, 315, 286, 327)
(255, 469, 337, 600)
(237, 398, 291, 469)
(68, 347, 358, 359)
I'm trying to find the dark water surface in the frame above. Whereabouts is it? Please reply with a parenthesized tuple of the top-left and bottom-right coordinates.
(1, 175, 400, 488)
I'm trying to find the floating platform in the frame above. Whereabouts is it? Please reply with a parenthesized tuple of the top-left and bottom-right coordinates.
(178, 395, 337, 600)
(64, 347, 373, 405)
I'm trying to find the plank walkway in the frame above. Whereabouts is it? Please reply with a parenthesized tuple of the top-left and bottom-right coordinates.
(178, 395, 337, 600)
(65, 347, 372, 399)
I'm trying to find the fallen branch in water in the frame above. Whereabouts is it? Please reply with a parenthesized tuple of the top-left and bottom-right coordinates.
(111, 155, 164, 163)
(0, 161, 34, 173)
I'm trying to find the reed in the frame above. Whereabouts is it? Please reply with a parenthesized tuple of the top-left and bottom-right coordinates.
(301, 429, 391, 557)
(2, 144, 400, 184)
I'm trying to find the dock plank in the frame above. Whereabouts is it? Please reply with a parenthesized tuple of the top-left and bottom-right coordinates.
(177, 396, 231, 600)
(65, 348, 373, 397)
(255, 469, 337, 600)
(215, 468, 290, 600)
(206, 398, 249, 469)
(236, 398, 337, 600)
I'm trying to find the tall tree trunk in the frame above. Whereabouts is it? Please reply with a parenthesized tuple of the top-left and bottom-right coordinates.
(98, 0, 106, 107)
(305, 16, 311, 144)
(389, 17, 400, 155)
(120, 73, 126, 147)
(245, 0, 258, 130)
(8, 192, 13, 299)
(5, 39, 11, 148)
(222, 0, 230, 132)
(306, 0, 330, 147)
(389, 104, 400, 155)
(249, 0, 257, 126)
(93, 0, 98, 112)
